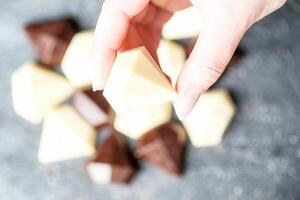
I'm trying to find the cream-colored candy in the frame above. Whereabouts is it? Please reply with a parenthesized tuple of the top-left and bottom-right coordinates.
(162, 7, 203, 39)
(11, 61, 74, 123)
(61, 30, 94, 88)
(103, 46, 176, 113)
(114, 102, 172, 139)
(38, 105, 96, 163)
(182, 89, 236, 147)
(157, 40, 186, 87)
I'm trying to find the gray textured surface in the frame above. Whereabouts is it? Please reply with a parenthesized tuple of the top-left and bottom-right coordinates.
(1, 1, 300, 200)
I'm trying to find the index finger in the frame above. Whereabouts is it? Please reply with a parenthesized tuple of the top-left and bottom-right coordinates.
(92, 0, 149, 91)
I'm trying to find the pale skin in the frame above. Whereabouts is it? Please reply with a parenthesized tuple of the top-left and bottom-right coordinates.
(92, 0, 287, 119)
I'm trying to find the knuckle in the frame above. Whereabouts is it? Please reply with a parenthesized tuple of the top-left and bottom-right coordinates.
(203, 60, 226, 79)
(193, 60, 226, 90)
(278, 0, 287, 8)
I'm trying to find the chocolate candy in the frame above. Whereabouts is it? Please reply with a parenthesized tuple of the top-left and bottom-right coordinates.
(71, 90, 113, 129)
(162, 7, 203, 39)
(38, 105, 96, 163)
(113, 102, 172, 139)
(135, 123, 186, 176)
(86, 132, 136, 184)
(61, 30, 94, 88)
(182, 89, 236, 147)
(103, 46, 176, 113)
(11, 61, 74, 123)
(157, 40, 186, 88)
(24, 19, 76, 67)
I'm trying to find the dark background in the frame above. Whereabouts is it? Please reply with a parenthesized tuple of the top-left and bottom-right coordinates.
(0, 0, 300, 199)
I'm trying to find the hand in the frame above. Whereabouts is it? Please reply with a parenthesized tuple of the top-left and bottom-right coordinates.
(92, 0, 286, 119)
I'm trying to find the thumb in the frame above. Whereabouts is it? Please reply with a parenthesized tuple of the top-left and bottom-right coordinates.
(174, 15, 247, 119)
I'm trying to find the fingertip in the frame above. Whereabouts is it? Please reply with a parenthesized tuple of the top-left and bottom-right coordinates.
(174, 90, 200, 120)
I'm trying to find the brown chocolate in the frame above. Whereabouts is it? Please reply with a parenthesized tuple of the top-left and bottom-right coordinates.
(135, 123, 186, 176)
(84, 90, 110, 114)
(24, 19, 76, 67)
(71, 90, 113, 129)
(86, 132, 136, 184)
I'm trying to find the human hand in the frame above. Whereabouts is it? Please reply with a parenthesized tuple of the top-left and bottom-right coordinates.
(92, 0, 286, 119)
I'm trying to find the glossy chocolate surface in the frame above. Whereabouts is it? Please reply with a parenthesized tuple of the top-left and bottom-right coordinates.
(136, 123, 185, 176)
(24, 19, 76, 67)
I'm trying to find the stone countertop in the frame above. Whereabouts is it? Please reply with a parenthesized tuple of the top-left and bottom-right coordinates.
(0, 1, 300, 200)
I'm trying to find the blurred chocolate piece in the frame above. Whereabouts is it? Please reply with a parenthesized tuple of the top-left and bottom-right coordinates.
(86, 132, 136, 184)
(162, 7, 202, 39)
(135, 123, 186, 176)
(11, 61, 74, 123)
(24, 19, 76, 67)
(71, 90, 113, 129)
(61, 30, 94, 88)
(38, 105, 96, 163)
(182, 89, 236, 147)
(113, 102, 172, 140)
(157, 39, 186, 88)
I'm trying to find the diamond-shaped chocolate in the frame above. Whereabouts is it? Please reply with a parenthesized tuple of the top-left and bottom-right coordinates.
(86, 132, 136, 184)
(24, 19, 76, 67)
(135, 123, 186, 176)
(71, 90, 113, 129)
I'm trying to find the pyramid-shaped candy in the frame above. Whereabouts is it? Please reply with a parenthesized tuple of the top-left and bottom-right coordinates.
(135, 123, 186, 176)
(86, 132, 136, 184)
(11, 62, 74, 123)
(104, 47, 176, 113)
(38, 105, 96, 163)
(71, 89, 113, 129)
(114, 102, 172, 139)
(24, 19, 76, 67)
(162, 7, 203, 39)
(182, 89, 236, 147)
(157, 40, 186, 87)
(61, 30, 94, 88)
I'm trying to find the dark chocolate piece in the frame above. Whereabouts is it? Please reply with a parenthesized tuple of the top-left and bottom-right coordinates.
(71, 90, 113, 129)
(135, 123, 186, 176)
(86, 132, 136, 184)
(24, 19, 76, 67)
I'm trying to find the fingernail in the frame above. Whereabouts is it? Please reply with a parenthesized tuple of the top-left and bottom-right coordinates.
(174, 92, 199, 120)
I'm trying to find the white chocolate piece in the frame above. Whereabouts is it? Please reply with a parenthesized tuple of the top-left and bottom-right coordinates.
(38, 105, 96, 163)
(182, 89, 236, 147)
(114, 102, 172, 139)
(86, 163, 112, 184)
(157, 40, 186, 87)
(103, 46, 176, 113)
(162, 7, 203, 39)
(61, 30, 94, 88)
(11, 61, 74, 123)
